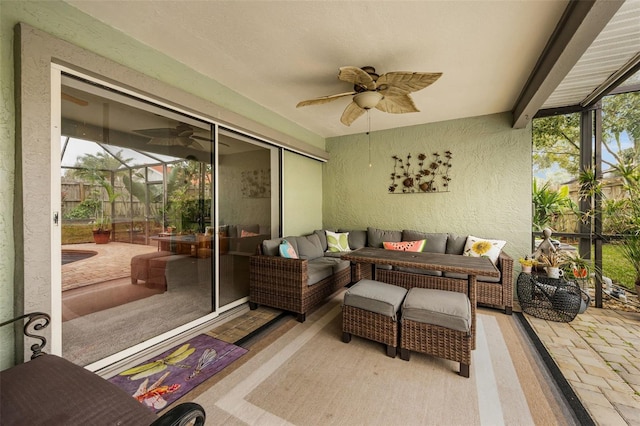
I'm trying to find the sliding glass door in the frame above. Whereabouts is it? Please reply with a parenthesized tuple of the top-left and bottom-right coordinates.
(60, 75, 218, 366)
(217, 129, 280, 308)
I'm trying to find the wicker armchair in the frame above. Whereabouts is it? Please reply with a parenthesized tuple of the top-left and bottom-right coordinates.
(249, 244, 351, 322)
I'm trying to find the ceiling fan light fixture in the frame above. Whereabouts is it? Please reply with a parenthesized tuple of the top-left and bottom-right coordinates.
(354, 91, 383, 109)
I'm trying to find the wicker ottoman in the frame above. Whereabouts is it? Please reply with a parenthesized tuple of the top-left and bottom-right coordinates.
(400, 287, 472, 377)
(342, 279, 408, 357)
(130, 251, 172, 284)
(147, 254, 194, 291)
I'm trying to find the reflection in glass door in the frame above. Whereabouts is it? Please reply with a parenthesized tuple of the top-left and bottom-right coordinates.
(217, 129, 279, 308)
(60, 75, 214, 366)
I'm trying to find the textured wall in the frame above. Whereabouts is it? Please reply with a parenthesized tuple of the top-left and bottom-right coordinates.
(324, 112, 532, 261)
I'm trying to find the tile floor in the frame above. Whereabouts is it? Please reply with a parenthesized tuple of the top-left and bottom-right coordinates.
(524, 307, 640, 425)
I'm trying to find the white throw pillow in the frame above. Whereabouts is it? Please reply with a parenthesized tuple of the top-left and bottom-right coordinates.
(326, 230, 351, 253)
(463, 235, 506, 264)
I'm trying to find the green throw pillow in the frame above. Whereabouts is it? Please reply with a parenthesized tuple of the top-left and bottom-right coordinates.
(326, 230, 351, 252)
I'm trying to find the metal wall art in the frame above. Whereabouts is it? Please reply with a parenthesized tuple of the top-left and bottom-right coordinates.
(389, 151, 452, 193)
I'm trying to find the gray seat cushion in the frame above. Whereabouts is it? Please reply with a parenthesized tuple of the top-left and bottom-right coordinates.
(311, 257, 350, 274)
(344, 279, 408, 320)
(402, 287, 471, 333)
(307, 261, 334, 285)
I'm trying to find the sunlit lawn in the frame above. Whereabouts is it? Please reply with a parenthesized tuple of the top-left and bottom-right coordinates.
(602, 244, 636, 291)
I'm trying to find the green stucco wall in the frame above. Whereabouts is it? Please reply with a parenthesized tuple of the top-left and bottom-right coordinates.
(324, 112, 532, 263)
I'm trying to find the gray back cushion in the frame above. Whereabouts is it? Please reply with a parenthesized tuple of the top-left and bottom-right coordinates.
(367, 227, 401, 248)
(314, 230, 328, 251)
(262, 238, 283, 256)
(293, 234, 324, 260)
(402, 230, 447, 253)
(339, 229, 367, 249)
(446, 233, 468, 255)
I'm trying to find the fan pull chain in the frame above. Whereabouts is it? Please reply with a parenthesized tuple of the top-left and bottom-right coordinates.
(367, 110, 372, 168)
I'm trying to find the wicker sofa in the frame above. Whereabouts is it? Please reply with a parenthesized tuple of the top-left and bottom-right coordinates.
(249, 228, 514, 321)
(250, 233, 351, 322)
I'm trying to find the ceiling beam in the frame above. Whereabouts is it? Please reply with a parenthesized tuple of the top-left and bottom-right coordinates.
(511, 0, 623, 129)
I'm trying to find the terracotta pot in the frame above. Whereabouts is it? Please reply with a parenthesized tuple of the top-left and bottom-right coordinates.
(92, 230, 111, 244)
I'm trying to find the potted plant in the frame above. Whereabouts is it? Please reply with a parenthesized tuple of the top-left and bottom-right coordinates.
(537, 251, 565, 279)
(518, 256, 537, 273)
(92, 217, 112, 244)
(561, 252, 590, 281)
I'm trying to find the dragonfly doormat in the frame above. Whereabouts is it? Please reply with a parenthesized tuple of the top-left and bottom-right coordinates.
(108, 334, 247, 412)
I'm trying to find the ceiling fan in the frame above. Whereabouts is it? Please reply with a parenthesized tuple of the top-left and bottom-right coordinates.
(133, 123, 227, 150)
(296, 66, 442, 126)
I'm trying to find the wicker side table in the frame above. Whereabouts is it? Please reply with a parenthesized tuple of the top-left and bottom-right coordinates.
(516, 273, 585, 322)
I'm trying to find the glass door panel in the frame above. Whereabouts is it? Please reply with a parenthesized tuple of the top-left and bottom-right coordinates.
(218, 129, 279, 308)
(60, 75, 214, 365)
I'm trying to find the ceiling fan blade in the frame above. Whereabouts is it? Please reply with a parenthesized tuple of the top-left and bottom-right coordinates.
(338, 67, 376, 91)
(377, 72, 442, 96)
(62, 92, 89, 106)
(187, 139, 211, 151)
(147, 137, 186, 147)
(375, 95, 419, 114)
(340, 101, 366, 126)
(134, 128, 181, 138)
(296, 92, 355, 108)
(191, 135, 230, 147)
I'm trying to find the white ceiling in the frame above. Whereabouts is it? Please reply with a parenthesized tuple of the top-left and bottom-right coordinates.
(65, 1, 637, 139)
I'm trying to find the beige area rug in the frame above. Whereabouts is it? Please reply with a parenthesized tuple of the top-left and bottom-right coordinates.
(188, 292, 580, 426)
